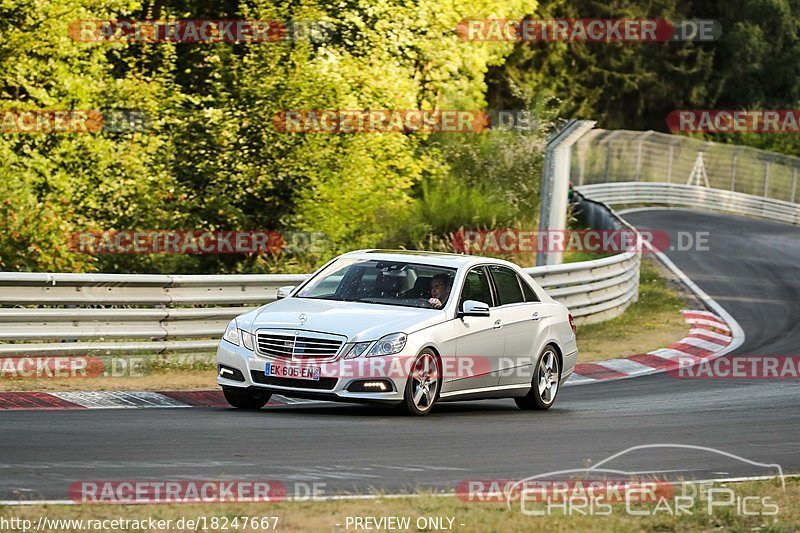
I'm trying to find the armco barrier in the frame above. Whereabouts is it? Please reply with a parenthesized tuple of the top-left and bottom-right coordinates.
(0, 218, 639, 356)
(0, 273, 307, 355)
(578, 182, 800, 225)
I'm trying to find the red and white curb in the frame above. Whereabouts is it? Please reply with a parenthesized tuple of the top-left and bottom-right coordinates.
(565, 309, 735, 385)
(0, 390, 317, 411)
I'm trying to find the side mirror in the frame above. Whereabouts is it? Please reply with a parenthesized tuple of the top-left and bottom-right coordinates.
(276, 285, 296, 300)
(459, 300, 490, 318)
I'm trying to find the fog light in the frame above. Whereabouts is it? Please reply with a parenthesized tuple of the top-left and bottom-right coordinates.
(346, 379, 394, 393)
(218, 364, 245, 382)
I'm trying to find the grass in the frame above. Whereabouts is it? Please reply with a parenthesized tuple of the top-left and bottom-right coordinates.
(0, 369, 215, 392)
(575, 258, 690, 363)
(0, 478, 797, 532)
(562, 249, 614, 263)
(0, 355, 217, 392)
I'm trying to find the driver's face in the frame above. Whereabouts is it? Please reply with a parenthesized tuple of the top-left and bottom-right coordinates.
(431, 279, 445, 298)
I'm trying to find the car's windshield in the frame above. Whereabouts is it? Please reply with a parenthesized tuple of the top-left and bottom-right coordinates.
(295, 259, 456, 309)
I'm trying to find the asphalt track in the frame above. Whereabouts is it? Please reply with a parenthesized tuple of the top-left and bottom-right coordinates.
(1, 210, 799, 501)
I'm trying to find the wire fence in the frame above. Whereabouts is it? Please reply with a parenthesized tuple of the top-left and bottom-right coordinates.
(573, 130, 800, 204)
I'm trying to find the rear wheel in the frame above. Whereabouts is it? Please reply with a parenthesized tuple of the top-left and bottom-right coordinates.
(222, 387, 271, 410)
(515, 346, 560, 411)
(398, 350, 440, 416)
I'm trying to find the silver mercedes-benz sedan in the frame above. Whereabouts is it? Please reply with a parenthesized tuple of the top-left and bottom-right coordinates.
(216, 250, 578, 415)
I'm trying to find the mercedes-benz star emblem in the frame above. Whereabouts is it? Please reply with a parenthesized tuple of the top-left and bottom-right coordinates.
(298, 313, 307, 325)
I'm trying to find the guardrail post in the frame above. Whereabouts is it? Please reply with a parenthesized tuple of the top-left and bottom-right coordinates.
(538, 119, 596, 266)
(792, 168, 798, 204)
(763, 160, 771, 197)
(666, 144, 674, 183)
(576, 138, 587, 186)
(634, 135, 644, 181)
(730, 150, 738, 191)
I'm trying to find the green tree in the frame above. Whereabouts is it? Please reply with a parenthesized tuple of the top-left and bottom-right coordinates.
(487, 0, 714, 130)
(0, 0, 183, 272)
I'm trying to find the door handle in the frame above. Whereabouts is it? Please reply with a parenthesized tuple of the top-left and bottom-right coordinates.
(532, 312, 541, 321)
(493, 319, 503, 329)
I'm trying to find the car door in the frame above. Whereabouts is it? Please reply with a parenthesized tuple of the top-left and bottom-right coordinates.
(449, 266, 505, 393)
(490, 266, 549, 387)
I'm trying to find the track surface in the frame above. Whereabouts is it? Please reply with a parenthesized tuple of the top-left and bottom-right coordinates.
(1, 210, 799, 501)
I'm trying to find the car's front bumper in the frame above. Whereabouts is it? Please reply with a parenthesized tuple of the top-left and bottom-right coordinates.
(216, 340, 409, 404)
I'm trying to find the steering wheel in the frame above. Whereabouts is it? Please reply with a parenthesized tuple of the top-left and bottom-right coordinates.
(415, 297, 443, 309)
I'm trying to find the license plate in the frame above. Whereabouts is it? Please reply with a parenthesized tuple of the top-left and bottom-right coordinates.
(265, 362, 320, 381)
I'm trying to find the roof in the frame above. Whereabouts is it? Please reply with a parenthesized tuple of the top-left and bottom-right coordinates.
(339, 249, 518, 269)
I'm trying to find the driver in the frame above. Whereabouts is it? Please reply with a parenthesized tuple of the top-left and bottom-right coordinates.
(428, 273, 452, 309)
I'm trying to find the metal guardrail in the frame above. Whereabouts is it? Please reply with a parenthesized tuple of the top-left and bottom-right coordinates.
(578, 182, 800, 225)
(0, 273, 309, 355)
(0, 234, 639, 356)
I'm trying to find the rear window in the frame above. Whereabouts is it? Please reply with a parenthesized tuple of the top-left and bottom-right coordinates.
(490, 266, 524, 306)
(520, 276, 539, 302)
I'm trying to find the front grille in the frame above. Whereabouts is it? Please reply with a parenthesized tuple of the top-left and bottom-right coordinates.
(250, 370, 337, 390)
(256, 330, 344, 360)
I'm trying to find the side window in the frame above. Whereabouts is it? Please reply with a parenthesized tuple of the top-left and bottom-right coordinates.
(459, 267, 493, 307)
(490, 266, 524, 306)
(519, 275, 540, 302)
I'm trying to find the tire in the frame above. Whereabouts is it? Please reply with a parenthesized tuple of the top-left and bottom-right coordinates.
(397, 349, 440, 416)
(515, 345, 561, 411)
(222, 386, 271, 410)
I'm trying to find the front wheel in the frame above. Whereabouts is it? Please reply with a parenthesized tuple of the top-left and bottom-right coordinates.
(223, 387, 271, 410)
(398, 350, 440, 416)
(515, 346, 560, 411)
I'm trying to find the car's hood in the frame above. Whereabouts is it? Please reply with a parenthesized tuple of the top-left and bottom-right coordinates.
(240, 298, 445, 342)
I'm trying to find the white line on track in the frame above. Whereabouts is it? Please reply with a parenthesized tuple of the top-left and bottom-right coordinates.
(636, 239, 745, 358)
(2, 474, 796, 506)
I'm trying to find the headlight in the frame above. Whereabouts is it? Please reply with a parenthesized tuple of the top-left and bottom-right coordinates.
(344, 341, 372, 359)
(241, 330, 255, 351)
(366, 333, 407, 357)
(222, 319, 240, 346)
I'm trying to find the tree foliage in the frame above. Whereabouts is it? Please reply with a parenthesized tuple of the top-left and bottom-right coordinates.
(0, 0, 532, 272)
(488, 0, 800, 150)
